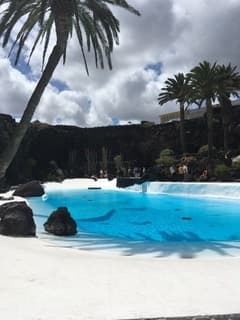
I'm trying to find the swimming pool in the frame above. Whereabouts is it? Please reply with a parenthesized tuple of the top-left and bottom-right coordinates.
(28, 188, 240, 242)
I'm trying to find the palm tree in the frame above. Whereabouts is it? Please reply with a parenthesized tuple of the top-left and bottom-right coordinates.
(188, 61, 218, 167)
(0, 0, 140, 182)
(158, 73, 190, 154)
(215, 64, 240, 152)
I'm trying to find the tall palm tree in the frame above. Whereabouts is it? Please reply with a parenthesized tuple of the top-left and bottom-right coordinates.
(215, 64, 240, 152)
(0, 0, 140, 181)
(188, 61, 218, 167)
(158, 73, 190, 154)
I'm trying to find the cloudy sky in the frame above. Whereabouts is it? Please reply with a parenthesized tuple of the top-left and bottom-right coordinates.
(0, 0, 240, 127)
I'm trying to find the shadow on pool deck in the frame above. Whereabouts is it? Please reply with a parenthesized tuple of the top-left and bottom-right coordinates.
(39, 230, 240, 259)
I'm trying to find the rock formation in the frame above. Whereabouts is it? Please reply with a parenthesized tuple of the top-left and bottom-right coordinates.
(44, 207, 77, 236)
(0, 201, 36, 236)
(1, 109, 240, 184)
(13, 181, 44, 197)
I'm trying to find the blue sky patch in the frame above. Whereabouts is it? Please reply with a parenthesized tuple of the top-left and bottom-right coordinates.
(55, 117, 62, 124)
(9, 54, 32, 78)
(10, 53, 69, 93)
(112, 118, 119, 125)
(51, 79, 69, 92)
(145, 62, 162, 75)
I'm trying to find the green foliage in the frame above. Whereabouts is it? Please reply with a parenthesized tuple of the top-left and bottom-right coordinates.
(156, 157, 175, 167)
(198, 145, 216, 157)
(156, 149, 175, 167)
(198, 145, 208, 156)
(158, 73, 190, 105)
(232, 161, 240, 170)
(46, 173, 63, 182)
(141, 121, 155, 127)
(160, 148, 174, 158)
(216, 64, 240, 100)
(214, 164, 230, 180)
(187, 61, 218, 101)
(114, 154, 123, 171)
(0, 0, 140, 70)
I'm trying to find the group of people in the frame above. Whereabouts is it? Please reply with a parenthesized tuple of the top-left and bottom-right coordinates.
(169, 164, 189, 180)
(93, 167, 147, 180)
(129, 167, 146, 178)
(169, 163, 208, 181)
(99, 169, 108, 178)
(97, 157, 211, 181)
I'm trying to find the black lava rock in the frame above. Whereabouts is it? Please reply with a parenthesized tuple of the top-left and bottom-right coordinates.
(13, 181, 44, 197)
(0, 201, 36, 236)
(44, 207, 77, 236)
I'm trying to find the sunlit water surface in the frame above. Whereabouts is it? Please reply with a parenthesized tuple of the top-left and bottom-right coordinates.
(28, 189, 240, 242)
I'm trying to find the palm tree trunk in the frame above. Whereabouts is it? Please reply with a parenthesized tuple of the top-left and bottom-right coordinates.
(206, 97, 214, 174)
(179, 101, 186, 154)
(219, 96, 232, 153)
(223, 116, 229, 153)
(0, 45, 63, 181)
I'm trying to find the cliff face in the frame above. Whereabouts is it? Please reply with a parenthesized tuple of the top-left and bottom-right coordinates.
(1, 110, 240, 184)
(0, 114, 16, 151)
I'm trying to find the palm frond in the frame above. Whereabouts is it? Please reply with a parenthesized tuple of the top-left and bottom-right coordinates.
(158, 73, 190, 106)
(0, 0, 140, 72)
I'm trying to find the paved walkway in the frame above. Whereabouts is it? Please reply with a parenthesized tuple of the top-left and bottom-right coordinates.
(1, 236, 240, 320)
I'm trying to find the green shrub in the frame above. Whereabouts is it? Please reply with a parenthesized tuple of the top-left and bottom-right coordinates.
(214, 164, 230, 180)
(198, 145, 216, 157)
(156, 156, 176, 167)
(141, 121, 155, 127)
(233, 161, 240, 170)
(160, 148, 174, 158)
(46, 173, 63, 182)
(113, 154, 123, 172)
(156, 149, 176, 168)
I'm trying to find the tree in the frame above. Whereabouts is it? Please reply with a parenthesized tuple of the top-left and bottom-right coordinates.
(215, 64, 240, 152)
(158, 73, 190, 153)
(113, 154, 123, 175)
(187, 61, 218, 167)
(0, 0, 140, 182)
(101, 146, 110, 171)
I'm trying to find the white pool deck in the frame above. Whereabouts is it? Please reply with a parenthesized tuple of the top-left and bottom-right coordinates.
(1, 179, 240, 320)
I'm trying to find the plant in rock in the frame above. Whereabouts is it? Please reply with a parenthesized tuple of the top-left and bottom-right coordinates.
(113, 154, 123, 174)
(214, 163, 230, 181)
(198, 144, 216, 158)
(0, 0, 140, 182)
(156, 148, 176, 168)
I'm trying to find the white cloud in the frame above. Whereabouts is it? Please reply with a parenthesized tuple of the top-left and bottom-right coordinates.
(0, 0, 240, 127)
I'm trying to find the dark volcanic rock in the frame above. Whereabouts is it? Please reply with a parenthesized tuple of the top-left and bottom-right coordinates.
(0, 186, 10, 193)
(0, 114, 16, 152)
(117, 177, 145, 188)
(2, 108, 240, 184)
(0, 201, 36, 236)
(44, 207, 77, 236)
(13, 181, 44, 197)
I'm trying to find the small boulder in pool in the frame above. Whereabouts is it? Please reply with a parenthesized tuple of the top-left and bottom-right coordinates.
(0, 201, 36, 237)
(44, 207, 77, 236)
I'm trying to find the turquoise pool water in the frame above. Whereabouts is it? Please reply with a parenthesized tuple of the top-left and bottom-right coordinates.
(28, 189, 240, 242)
